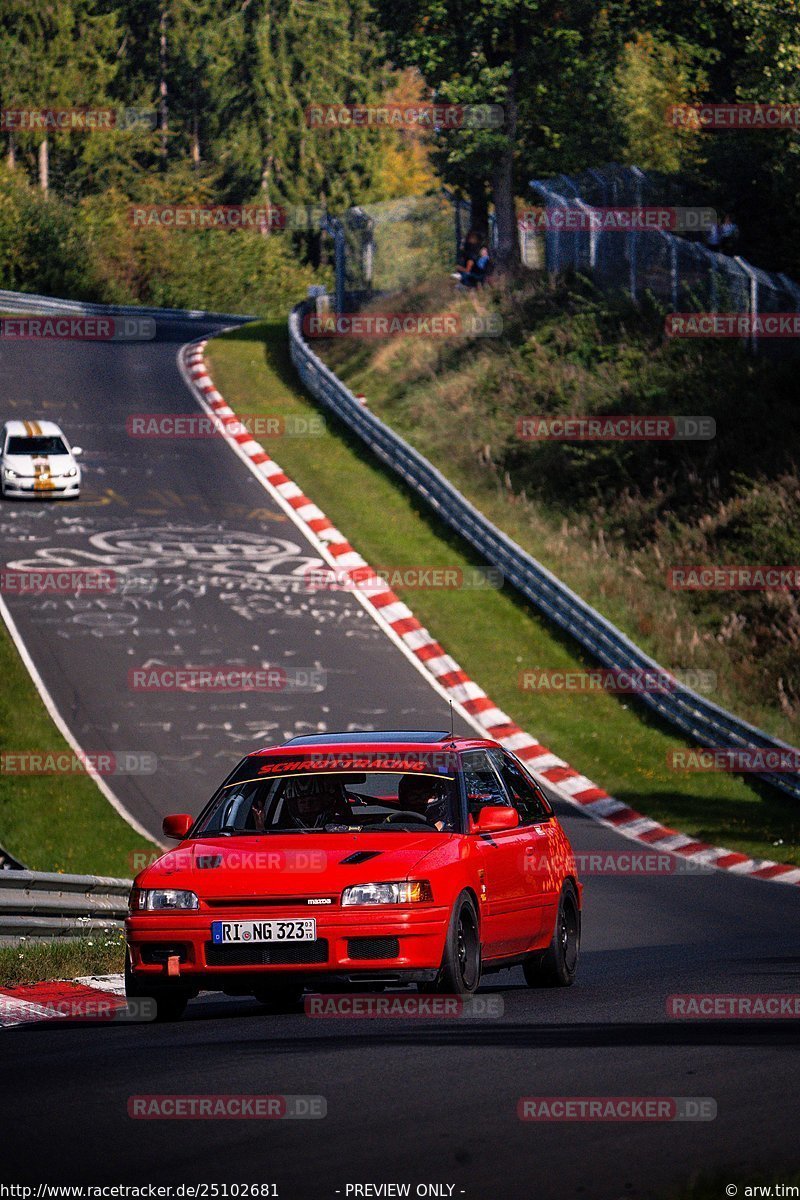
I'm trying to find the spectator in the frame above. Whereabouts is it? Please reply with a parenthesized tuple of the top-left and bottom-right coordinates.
(720, 213, 739, 255)
(706, 212, 739, 255)
(453, 244, 492, 289)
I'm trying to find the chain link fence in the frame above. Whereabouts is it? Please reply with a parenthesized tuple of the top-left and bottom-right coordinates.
(320, 193, 467, 311)
(529, 164, 800, 353)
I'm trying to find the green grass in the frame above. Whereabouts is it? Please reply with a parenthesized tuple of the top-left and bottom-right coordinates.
(0, 618, 156, 875)
(205, 321, 800, 866)
(0, 931, 125, 987)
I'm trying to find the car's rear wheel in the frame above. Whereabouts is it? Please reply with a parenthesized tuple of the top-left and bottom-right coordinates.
(426, 891, 481, 995)
(252, 983, 305, 1014)
(523, 882, 580, 988)
(125, 954, 191, 1022)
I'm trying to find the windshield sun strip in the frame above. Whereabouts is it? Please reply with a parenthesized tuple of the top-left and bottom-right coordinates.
(220, 771, 456, 789)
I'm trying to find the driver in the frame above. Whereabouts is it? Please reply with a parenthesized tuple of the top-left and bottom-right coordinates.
(396, 774, 453, 830)
(282, 776, 351, 829)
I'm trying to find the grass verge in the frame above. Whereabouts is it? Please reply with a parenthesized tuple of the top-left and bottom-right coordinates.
(0, 931, 125, 987)
(0, 617, 156, 875)
(204, 321, 799, 866)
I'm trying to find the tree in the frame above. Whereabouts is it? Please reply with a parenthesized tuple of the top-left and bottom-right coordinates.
(372, 0, 612, 270)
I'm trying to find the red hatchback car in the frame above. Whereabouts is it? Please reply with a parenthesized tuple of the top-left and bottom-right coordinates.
(125, 731, 582, 1019)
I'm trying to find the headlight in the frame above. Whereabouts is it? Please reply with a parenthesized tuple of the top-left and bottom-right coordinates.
(129, 888, 199, 912)
(64, 466, 78, 478)
(3, 467, 17, 479)
(341, 880, 433, 906)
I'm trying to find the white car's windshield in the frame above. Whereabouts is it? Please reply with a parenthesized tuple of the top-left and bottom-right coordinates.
(6, 435, 69, 456)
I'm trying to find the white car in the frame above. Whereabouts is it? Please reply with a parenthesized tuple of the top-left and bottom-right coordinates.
(1, 419, 82, 499)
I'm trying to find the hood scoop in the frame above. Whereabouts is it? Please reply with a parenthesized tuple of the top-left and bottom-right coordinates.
(340, 849, 382, 865)
(196, 854, 223, 869)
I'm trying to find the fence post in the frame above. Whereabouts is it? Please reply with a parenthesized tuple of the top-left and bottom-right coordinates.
(629, 166, 645, 304)
(735, 256, 758, 353)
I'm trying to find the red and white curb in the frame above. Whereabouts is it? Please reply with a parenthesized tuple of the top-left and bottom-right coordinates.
(0, 974, 125, 1028)
(179, 338, 799, 889)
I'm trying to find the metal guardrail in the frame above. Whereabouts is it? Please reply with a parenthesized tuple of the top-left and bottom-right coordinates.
(0, 870, 131, 939)
(0, 287, 253, 324)
(289, 298, 800, 801)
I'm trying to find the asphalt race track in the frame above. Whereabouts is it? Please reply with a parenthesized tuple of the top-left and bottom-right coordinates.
(1, 314, 799, 1199)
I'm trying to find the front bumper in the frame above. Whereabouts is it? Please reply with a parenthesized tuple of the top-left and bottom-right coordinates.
(126, 904, 451, 988)
(2, 477, 79, 499)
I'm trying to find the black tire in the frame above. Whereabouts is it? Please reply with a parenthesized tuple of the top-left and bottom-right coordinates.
(125, 955, 191, 1022)
(427, 891, 481, 995)
(252, 983, 305, 1014)
(524, 882, 580, 988)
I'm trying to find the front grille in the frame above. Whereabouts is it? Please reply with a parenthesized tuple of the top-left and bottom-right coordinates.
(205, 939, 329, 967)
(140, 943, 190, 965)
(347, 937, 400, 960)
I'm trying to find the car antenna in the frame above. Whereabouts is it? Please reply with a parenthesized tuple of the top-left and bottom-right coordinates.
(448, 698, 455, 740)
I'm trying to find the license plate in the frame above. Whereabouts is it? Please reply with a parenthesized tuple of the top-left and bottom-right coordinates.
(210, 919, 316, 945)
(34, 480, 54, 490)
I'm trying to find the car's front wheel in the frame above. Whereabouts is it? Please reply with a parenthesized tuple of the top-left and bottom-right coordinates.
(426, 891, 481, 995)
(125, 953, 191, 1022)
(524, 881, 580, 988)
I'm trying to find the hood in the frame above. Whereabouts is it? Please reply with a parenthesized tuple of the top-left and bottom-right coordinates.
(138, 833, 452, 899)
(4, 453, 75, 476)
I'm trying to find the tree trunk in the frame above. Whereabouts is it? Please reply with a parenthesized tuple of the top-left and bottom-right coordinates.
(191, 80, 200, 168)
(7, 134, 16, 170)
(159, 2, 169, 161)
(491, 71, 520, 270)
(38, 137, 48, 194)
(260, 157, 272, 236)
(469, 181, 489, 239)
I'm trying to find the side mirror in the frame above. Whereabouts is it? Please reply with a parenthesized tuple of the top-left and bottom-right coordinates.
(162, 813, 193, 840)
(71, 446, 83, 457)
(474, 805, 519, 833)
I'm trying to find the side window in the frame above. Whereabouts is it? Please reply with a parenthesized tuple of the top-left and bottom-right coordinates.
(461, 750, 512, 820)
(487, 750, 551, 825)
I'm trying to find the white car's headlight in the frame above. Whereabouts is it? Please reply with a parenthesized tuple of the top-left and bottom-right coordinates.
(341, 880, 433, 906)
(64, 466, 78, 478)
(3, 467, 17, 479)
(129, 888, 199, 912)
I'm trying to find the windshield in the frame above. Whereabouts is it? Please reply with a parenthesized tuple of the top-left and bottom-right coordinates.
(194, 752, 461, 836)
(6, 435, 68, 456)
